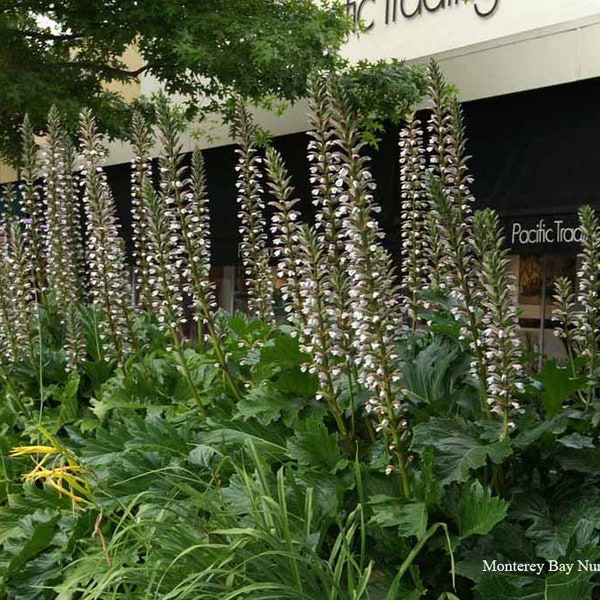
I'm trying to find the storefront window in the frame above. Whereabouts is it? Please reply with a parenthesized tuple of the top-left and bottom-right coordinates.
(509, 253, 578, 359)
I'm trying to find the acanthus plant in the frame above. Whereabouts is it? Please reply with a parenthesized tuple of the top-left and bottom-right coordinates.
(233, 104, 276, 327)
(326, 77, 412, 494)
(4, 204, 37, 367)
(5, 67, 600, 600)
(0, 204, 28, 365)
(424, 68, 490, 412)
(129, 111, 155, 311)
(552, 205, 600, 404)
(41, 107, 86, 370)
(399, 113, 428, 327)
(18, 116, 47, 298)
(153, 98, 241, 401)
(473, 209, 525, 439)
(78, 108, 138, 364)
(307, 74, 358, 389)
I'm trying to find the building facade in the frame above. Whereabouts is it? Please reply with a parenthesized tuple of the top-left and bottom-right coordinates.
(4, 0, 600, 354)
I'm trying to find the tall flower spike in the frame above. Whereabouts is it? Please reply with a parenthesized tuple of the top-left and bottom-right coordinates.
(445, 95, 476, 215)
(129, 111, 155, 310)
(427, 175, 487, 405)
(142, 178, 186, 336)
(296, 224, 348, 439)
(233, 105, 275, 325)
(264, 146, 306, 330)
(154, 96, 189, 328)
(473, 209, 524, 439)
(41, 106, 85, 369)
(426, 59, 453, 183)
(6, 206, 37, 365)
(78, 108, 137, 364)
(0, 209, 22, 363)
(186, 149, 219, 326)
(326, 77, 410, 495)
(399, 113, 428, 325)
(306, 73, 344, 258)
(63, 136, 86, 300)
(424, 69, 485, 407)
(307, 73, 356, 379)
(573, 205, 600, 382)
(155, 98, 218, 332)
(19, 115, 47, 296)
(552, 276, 577, 358)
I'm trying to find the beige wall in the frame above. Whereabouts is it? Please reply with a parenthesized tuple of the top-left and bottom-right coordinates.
(105, 45, 144, 101)
(0, 164, 17, 185)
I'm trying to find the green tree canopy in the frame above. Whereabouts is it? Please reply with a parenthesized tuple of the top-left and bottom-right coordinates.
(0, 0, 351, 162)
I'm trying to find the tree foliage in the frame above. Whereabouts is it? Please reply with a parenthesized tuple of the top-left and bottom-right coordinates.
(0, 0, 351, 162)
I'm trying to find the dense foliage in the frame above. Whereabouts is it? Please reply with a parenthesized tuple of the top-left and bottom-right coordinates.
(0, 1, 426, 163)
(0, 0, 352, 161)
(1, 62, 600, 599)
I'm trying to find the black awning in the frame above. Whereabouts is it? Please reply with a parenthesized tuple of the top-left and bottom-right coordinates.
(104, 76, 600, 264)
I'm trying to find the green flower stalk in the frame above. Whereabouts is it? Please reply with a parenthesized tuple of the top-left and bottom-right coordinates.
(0, 212, 22, 364)
(142, 178, 185, 336)
(425, 65, 487, 409)
(307, 74, 356, 381)
(129, 112, 155, 310)
(186, 149, 219, 327)
(552, 207, 600, 393)
(306, 73, 344, 259)
(422, 211, 446, 295)
(6, 212, 37, 366)
(142, 176, 210, 414)
(296, 224, 348, 439)
(265, 146, 306, 330)
(427, 175, 487, 406)
(18, 116, 46, 296)
(552, 276, 577, 360)
(137, 101, 212, 409)
(473, 209, 525, 439)
(139, 97, 187, 337)
(63, 136, 86, 300)
(327, 78, 410, 495)
(154, 99, 240, 404)
(573, 206, 600, 394)
(78, 108, 137, 364)
(426, 60, 453, 184)
(41, 106, 85, 370)
(399, 113, 428, 326)
(154, 96, 189, 323)
(234, 105, 276, 326)
(154, 99, 219, 332)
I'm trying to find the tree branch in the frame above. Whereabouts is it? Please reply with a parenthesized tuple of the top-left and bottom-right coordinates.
(29, 60, 151, 79)
(20, 29, 83, 42)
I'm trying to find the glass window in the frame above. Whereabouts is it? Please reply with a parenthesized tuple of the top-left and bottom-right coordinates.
(509, 253, 578, 359)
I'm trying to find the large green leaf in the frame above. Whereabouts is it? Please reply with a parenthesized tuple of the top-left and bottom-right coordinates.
(534, 362, 587, 418)
(453, 481, 509, 539)
(6, 510, 60, 574)
(369, 496, 428, 539)
(286, 419, 347, 474)
(235, 382, 306, 426)
(412, 418, 512, 486)
(474, 573, 543, 599)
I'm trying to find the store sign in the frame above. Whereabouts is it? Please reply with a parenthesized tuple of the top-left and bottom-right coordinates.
(347, 0, 500, 31)
(503, 214, 582, 254)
